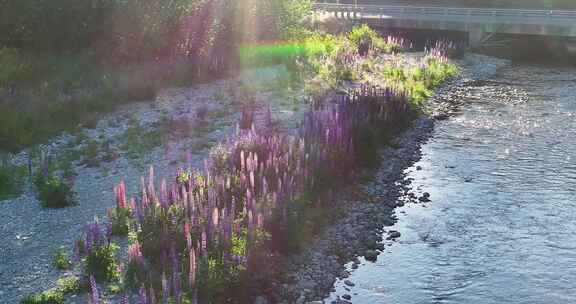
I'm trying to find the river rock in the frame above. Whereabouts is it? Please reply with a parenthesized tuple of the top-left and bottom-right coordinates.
(364, 249, 379, 262)
(387, 231, 401, 239)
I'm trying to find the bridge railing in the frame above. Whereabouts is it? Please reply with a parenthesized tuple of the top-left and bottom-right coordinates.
(313, 3, 576, 19)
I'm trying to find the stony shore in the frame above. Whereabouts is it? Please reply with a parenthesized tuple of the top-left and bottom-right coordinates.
(269, 53, 511, 304)
(0, 65, 309, 303)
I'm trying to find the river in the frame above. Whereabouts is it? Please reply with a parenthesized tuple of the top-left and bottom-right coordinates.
(326, 62, 576, 304)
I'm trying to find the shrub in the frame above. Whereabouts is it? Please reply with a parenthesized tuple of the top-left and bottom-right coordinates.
(34, 174, 75, 208)
(55, 275, 80, 294)
(86, 244, 119, 283)
(53, 248, 72, 270)
(20, 290, 64, 304)
(76, 220, 120, 283)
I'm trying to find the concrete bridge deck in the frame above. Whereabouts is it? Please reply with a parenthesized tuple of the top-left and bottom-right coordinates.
(314, 3, 576, 45)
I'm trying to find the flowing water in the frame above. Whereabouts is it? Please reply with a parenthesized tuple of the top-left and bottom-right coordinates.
(327, 63, 576, 304)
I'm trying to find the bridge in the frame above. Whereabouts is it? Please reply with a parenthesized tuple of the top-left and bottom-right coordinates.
(313, 3, 576, 46)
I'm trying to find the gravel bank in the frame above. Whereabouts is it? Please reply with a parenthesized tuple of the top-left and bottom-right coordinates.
(0, 65, 308, 303)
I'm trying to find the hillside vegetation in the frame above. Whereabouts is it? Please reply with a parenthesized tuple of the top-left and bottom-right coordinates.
(0, 0, 314, 152)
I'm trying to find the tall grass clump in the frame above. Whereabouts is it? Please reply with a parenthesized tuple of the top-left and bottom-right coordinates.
(380, 48, 459, 107)
(347, 24, 404, 55)
(0, 155, 24, 199)
(33, 152, 75, 208)
(75, 219, 120, 283)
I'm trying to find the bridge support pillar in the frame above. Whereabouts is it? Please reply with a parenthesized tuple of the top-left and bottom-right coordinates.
(468, 28, 485, 48)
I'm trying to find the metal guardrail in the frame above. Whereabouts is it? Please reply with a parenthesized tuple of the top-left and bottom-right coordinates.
(313, 3, 576, 19)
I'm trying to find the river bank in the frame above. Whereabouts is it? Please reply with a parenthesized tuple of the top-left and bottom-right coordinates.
(2, 29, 461, 303)
(271, 53, 510, 304)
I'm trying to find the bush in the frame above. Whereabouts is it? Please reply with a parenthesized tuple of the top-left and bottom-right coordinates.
(109, 207, 131, 236)
(76, 220, 120, 283)
(85, 243, 120, 283)
(34, 175, 75, 208)
(53, 248, 72, 270)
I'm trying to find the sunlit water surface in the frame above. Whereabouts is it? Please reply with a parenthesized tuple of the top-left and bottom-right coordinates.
(327, 63, 576, 304)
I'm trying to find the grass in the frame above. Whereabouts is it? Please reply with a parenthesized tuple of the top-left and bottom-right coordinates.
(379, 56, 459, 107)
(21, 275, 80, 304)
(118, 120, 165, 160)
(0, 49, 167, 153)
(0, 156, 25, 199)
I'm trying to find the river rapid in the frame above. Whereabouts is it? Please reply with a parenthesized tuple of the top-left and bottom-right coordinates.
(326, 62, 576, 304)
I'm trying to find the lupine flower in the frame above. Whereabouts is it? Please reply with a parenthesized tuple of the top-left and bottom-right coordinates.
(162, 272, 170, 304)
(138, 286, 148, 304)
(189, 248, 196, 289)
(121, 292, 130, 304)
(105, 54, 418, 302)
(128, 241, 144, 268)
(89, 275, 99, 304)
(115, 180, 127, 209)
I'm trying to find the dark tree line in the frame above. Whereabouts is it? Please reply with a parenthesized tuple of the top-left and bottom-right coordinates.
(0, 0, 312, 63)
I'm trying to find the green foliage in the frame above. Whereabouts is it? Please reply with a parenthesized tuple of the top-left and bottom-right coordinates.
(85, 243, 120, 283)
(110, 207, 131, 236)
(347, 24, 378, 48)
(0, 47, 33, 88)
(55, 276, 81, 294)
(0, 0, 315, 152)
(380, 57, 459, 107)
(196, 255, 245, 302)
(20, 290, 64, 304)
(278, 0, 314, 40)
(34, 174, 75, 208)
(53, 248, 72, 270)
(119, 121, 164, 159)
(0, 156, 24, 199)
(347, 24, 401, 55)
(20, 275, 80, 304)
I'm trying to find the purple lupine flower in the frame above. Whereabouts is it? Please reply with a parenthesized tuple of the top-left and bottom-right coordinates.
(89, 275, 99, 304)
(172, 271, 182, 304)
(162, 272, 170, 304)
(121, 292, 130, 304)
(189, 248, 196, 289)
(138, 286, 148, 304)
(149, 287, 157, 304)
